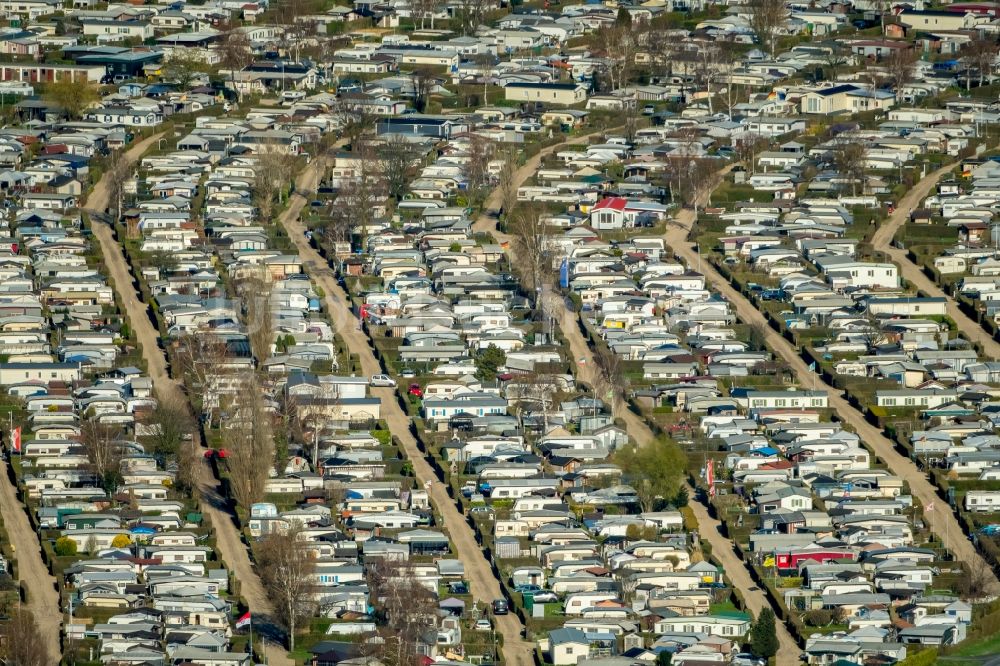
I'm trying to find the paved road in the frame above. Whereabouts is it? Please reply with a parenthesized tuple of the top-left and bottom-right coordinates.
(870, 162, 1000, 359)
(86, 133, 293, 666)
(279, 159, 536, 666)
(0, 459, 60, 659)
(665, 203, 1000, 596)
(471, 147, 800, 663)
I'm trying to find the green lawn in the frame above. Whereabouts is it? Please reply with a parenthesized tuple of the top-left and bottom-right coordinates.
(950, 630, 1000, 657)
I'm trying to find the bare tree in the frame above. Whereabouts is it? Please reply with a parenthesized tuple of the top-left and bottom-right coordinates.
(733, 133, 769, 174)
(326, 142, 387, 240)
(883, 46, 917, 92)
(141, 391, 195, 459)
(410, 67, 435, 113)
(236, 265, 275, 363)
(693, 42, 727, 116)
(273, 0, 317, 62)
(962, 36, 998, 89)
(454, 0, 490, 36)
(174, 332, 229, 393)
(336, 97, 377, 149)
(593, 344, 626, 417)
(253, 144, 297, 222)
(822, 48, 849, 81)
(747, 321, 769, 351)
(366, 560, 438, 664)
(79, 419, 124, 495)
(0, 610, 49, 666)
(747, 0, 785, 56)
(463, 134, 495, 207)
(497, 147, 520, 220)
(257, 525, 317, 652)
(291, 381, 338, 469)
(217, 29, 254, 103)
(223, 373, 274, 509)
(104, 148, 132, 222)
(685, 158, 723, 213)
(964, 557, 995, 601)
(832, 139, 868, 196)
(872, 0, 890, 37)
(511, 370, 562, 431)
(376, 134, 421, 202)
(622, 98, 641, 145)
(597, 22, 639, 91)
(410, 0, 437, 29)
(859, 309, 889, 353)
(508, 205, 550, 298)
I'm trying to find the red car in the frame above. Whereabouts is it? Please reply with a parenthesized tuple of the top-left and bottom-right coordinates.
(408, 383, 423, 398)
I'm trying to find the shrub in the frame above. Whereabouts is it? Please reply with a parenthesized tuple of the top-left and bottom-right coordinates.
(54, 537, 77, 557)
(803, 609, 833, 626)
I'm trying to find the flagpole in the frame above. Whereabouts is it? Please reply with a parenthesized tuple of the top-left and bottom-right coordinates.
(249, 612, 253, 664)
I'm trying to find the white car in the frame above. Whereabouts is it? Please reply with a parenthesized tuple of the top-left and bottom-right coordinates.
(370, 374, 396, 387)
(474, 619, 491, 631)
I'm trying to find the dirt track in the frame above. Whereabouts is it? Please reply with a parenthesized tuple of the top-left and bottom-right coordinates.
(0, 459, 60, 658)
(278, 159, 536, 666)
(666, 201, 1000, 597)
(86, 133, 293, 666)
(469, 140, 800, 663)
(870, 162, 1000, 359)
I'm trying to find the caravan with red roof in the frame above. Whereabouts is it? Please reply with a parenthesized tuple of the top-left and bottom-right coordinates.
(589, 197, 669, 230)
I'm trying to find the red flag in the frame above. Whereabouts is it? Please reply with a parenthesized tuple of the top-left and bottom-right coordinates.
(235, 611, 251, 629)
(706, 460, 715, 497)
(11, 427, 20, 454)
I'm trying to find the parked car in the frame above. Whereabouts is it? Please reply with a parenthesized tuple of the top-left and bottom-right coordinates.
(400, 368, 416, 378)
(531, 591, 558, 603)
(515, 584, 541, 594)
(474, 618, 492, 631)
(733, 654, 766, 666)
(408, 383, 423, 398)
(492, 599, 509, 615)
(370, 374, 395, 387)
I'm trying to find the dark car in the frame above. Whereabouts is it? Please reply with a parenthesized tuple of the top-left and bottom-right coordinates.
(492, 599, 509, 615)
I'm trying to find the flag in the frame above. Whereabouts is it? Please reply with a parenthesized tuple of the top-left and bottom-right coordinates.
(235, 612, 251, 629)
(577, 357, 586, 366)
(706, 460, 715, 497)
(11, 426, 20, 454)
(808, 361, 817, 372)
(925, 502, 935, 513)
